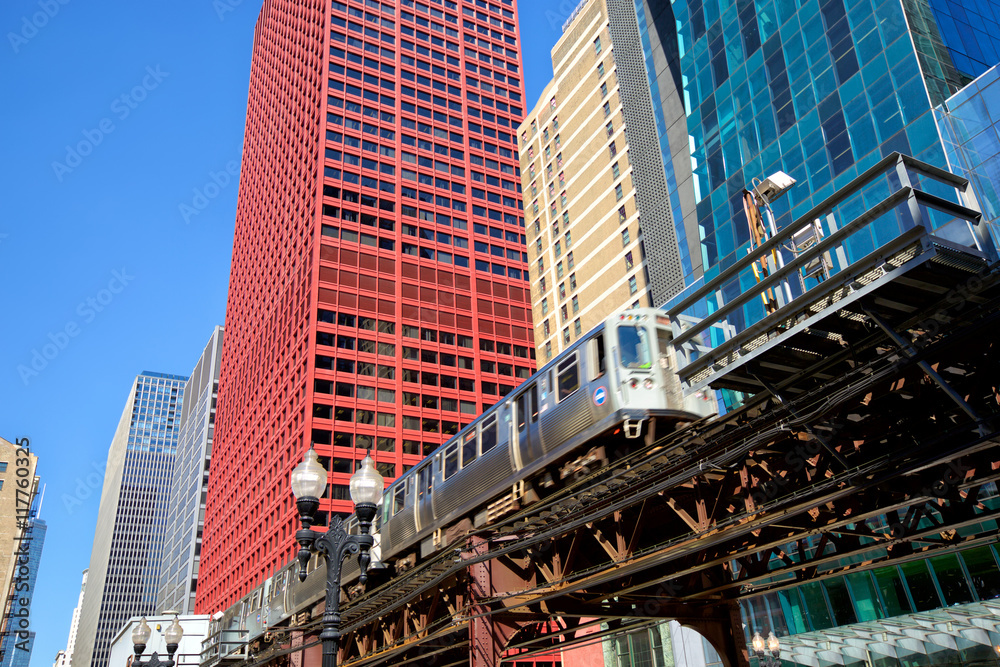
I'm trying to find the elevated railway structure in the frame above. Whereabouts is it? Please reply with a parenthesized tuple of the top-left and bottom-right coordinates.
(201, 154, 1000, 667)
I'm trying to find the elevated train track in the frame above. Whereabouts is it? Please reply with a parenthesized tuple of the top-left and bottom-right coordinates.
(224, 156, 1000, 667)
(233, 259, 1000, 667)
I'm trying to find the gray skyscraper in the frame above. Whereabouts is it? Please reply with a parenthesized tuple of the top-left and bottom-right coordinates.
(73, 372, 186, 667)
(156, 327, 223, 615)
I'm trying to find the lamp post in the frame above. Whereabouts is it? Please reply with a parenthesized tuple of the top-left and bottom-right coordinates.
(131, 616, 184, 667)
(744, 171, 797, 310)
(291, 448, 384, 667)
(751, 631, 781, 667)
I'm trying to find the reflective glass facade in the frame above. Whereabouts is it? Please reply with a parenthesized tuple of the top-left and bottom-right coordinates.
(670, 0, 952, 286)
(741, 544, 1000, 640)
(0, 519, 45, 667)
(938, 64, 1000, 244)
(658, 0, 1000, 306)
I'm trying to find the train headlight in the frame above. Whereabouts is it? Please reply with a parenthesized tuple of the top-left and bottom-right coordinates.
(643, 378, 654, 390)
(629, 379, 639, 389)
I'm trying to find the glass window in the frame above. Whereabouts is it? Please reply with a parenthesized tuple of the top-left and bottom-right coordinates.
(845, 572, 884, 622)
(556, 354, 579, 400)
(618, 325, 651, 368)
(392, 482, 406, 516)
(628, 275, 637, 294)
(481, 414, 498, 453)
(930, 553, 974, 606)
(798, 582, 834, 631)
(443, 442, 459, 479)
(900, 560, 941, 611)
(823, 579, 857, 626)
(593, 36, 601, 54)
(462, 432, 478, 466)
(873, 566, 913, 616)
(961, 546, 1000, 600)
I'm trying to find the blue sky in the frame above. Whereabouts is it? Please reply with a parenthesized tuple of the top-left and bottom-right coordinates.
(0, 0, 577, 664)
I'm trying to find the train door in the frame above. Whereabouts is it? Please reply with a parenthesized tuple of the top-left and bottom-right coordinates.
(511, 384, 541, 471)
(414, 461, 434, 532)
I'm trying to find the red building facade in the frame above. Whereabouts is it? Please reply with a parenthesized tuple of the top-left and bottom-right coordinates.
(196, 0, 534, 614)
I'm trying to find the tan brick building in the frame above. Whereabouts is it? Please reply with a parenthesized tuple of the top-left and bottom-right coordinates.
(519, 0, 653, 361)
(0, 437, 40, 637)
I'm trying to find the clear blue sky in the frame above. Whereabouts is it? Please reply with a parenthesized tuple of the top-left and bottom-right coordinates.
(0, 0, 575, 664)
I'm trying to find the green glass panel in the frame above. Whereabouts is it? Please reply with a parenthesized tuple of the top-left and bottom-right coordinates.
(961, 546, 1000, 600)
(845, 571, 884, 622)
(873, 566, 912, 617)
(900, 560, 941, 611)
(930, 553, 974, 605)
(799, 582, 833, 631)
(823, 578, 858, 625)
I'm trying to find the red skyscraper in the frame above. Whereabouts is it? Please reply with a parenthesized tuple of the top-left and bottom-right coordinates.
(196, 0, 533, 613)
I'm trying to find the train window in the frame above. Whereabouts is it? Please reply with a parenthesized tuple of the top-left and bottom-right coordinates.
(443, 442, 459, 479)
(481, 414, 498, 453)
(515, 394, 527, 431)
(417, 464, 431, 498)
(530, 384, 538, 422)
(557, 355, 579, 401)
(619, 325, 652, 368)
(588, 334, 606, 380)
(392, 482, 406, 516)
(462, 431, 478, 466)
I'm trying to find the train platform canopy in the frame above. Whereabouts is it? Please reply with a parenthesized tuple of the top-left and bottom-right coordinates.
(778, 599, 1000, 667)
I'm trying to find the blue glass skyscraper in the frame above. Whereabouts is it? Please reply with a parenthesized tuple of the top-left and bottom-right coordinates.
(0, 518, 45, 667)
(629, 0, 1000, 296)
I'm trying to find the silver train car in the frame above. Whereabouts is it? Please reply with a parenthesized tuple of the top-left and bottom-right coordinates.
(203, 308, 715, 656)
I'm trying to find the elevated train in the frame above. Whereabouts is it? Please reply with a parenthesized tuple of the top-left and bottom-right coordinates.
(202, 308, 716, 661)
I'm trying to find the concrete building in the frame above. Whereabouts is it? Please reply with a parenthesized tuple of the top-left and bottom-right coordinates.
(0, 436, 40, 662)
(157, 328, 223, 615)
(74, 372, 187, 667)
(55, 570, 88, 667)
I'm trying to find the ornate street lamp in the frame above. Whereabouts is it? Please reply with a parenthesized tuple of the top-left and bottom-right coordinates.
(751, 631, 781, 667)
(131, 616, 184, 667)
(292, 448, 384, 667)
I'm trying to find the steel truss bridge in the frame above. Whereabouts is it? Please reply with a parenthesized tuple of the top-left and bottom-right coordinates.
(213, 155, 1000, 667)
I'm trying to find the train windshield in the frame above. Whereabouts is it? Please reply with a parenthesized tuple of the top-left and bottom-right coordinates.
(618, 325, 652, 368)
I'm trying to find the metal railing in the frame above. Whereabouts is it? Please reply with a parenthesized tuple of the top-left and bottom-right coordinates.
(667, 152, 996, 391)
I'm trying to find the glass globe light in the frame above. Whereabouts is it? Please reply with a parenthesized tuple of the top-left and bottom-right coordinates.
(164, 615, 184, 645)
(290, 448, 327, 499)
(349, 453, 384, 505)
(132, 618, 152, 647)
(751, 632, 765, 653)
(767, 632, 780, 654)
